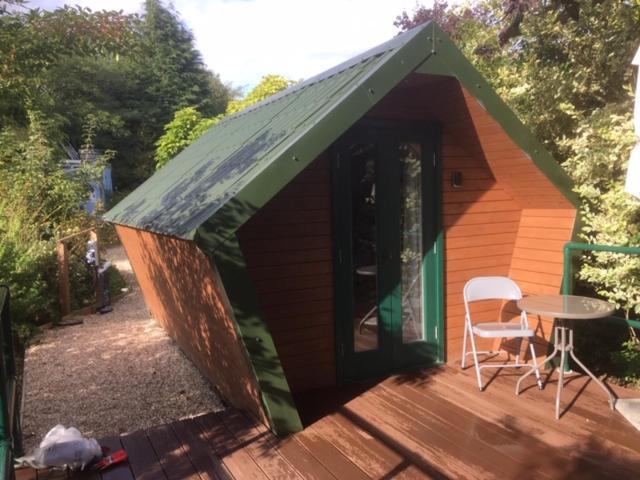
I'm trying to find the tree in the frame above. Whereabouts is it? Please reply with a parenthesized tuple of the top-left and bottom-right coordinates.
(155, 75, 294, 169)
(395, 1, 639, 159)
(0, 4, 136, 128)
(135, 0, 228, 121)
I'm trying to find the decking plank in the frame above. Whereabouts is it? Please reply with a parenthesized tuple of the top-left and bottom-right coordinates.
(347, 388, 504, 479)
(57, 364, 640, 480)
(195, 412, 268, 480)
(311, 413, 432, 479)
(217, 410, 302, 479)
(15, 467, 37, 480)
(120, 430, 167, 480)
(98, 437, 134, 480)
(170, 417, 231, 480)
(250, 421, 336, 480)
(146, 423, 200, 480)
(294, 427, 369, 480)
(34, 469, 70, 479)
(378, 380, 556, 479)
(420, 367, 640, 478)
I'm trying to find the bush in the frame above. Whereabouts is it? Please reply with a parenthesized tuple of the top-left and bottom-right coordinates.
(0, 113, 102, 338)
(611, 339, 640, 387)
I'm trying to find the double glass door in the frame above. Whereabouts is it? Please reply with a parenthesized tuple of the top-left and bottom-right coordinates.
(333, 122, 443, 381)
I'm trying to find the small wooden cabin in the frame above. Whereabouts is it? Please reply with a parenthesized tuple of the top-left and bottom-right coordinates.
(105, 22, 578, 435)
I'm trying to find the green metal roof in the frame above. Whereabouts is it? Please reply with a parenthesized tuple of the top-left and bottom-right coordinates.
(104, 21, 576, 248)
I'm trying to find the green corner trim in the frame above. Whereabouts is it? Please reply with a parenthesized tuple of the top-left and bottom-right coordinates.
(433, 123, 446, 363)
(194, 231, 303, 435)
(417, 23, 579, 208)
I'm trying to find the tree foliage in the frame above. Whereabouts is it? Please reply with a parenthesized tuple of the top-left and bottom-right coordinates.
(399, 0, 640, 378)
(0, 1, 230, 332)
(155, 75, 294, 169)
(398, 0, 640, 300)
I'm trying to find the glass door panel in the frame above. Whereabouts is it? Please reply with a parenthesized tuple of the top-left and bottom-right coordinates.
(398, 143, 425, 344)
(334, 122, 442, 382)
(349, 143, 379, 352)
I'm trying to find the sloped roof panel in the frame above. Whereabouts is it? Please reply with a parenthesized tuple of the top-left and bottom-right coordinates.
(104, 26, 424, 237)
(105, 21, 576, 245)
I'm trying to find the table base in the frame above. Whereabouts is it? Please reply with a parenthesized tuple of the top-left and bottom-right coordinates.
(516, 322, 616, 419)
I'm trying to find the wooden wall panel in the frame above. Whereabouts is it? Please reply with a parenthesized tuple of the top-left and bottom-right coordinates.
(508, 209, 577, 348)
(369, 73, 577, 361)
(238, 153, 335, 393)
(116, 225, 268, 425)
(369, 76, 522, 360)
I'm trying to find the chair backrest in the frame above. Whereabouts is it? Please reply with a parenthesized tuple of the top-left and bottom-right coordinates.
(463, 277, 527, 329)
(463, 276, 522, 304)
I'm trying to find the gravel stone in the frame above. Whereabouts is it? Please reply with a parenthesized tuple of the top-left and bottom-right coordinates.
(21, 245, 225, 452)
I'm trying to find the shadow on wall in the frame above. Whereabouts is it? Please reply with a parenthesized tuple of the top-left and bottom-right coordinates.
(195, 207, 303, 434)
(111, 125, 286, 238)
(119, 223, 268, 425)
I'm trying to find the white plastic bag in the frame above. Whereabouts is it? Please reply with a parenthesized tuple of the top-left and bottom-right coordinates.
(16, 424, 101, 470)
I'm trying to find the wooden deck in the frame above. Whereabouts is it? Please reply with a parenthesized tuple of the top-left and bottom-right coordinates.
(17, 365, 640, 479)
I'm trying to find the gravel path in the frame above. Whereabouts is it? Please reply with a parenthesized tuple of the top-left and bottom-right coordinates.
(21, 245, 225, 452)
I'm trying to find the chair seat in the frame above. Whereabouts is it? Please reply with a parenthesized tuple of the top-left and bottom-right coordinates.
(472, 322, 534, 338)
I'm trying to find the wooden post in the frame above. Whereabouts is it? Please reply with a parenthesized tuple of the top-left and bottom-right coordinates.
(57, 241, 70, 316)
(90, 228, 102, 308)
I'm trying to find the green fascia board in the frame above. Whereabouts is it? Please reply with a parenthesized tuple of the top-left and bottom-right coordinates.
(194, 230, 303, 435)
(416, 25, 579, 208)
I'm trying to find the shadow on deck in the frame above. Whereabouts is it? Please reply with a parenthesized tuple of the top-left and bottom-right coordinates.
(17, 365, 640, 479)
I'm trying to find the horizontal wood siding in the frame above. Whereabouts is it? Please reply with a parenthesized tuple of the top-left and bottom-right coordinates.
(442, 132, 521, 359)
(238, 153, 335, 392)
(368, 76, 521, 360)
(368, 73, 576, 360)
(116, 225, 268, 425)
(508, 209, 577, 347)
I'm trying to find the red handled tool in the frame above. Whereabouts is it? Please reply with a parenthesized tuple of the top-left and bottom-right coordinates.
(91, 449, 128, 471)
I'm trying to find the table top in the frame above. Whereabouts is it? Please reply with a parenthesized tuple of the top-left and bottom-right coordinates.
(517, 294, 615, 320)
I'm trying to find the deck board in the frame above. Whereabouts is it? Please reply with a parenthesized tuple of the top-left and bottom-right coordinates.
(216, 410, 302, 479)
(146, 423, 200, 480)
(196, 412, 267, 479)
(120, 430, 166, 480)
(98, 437, 134, 480)
(20, 365, 640, 480)
(170, 417, 230, 480)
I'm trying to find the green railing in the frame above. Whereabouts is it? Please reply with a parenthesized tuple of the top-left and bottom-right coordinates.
(0, 286, 22, 479)
(563, 242, 640, 330)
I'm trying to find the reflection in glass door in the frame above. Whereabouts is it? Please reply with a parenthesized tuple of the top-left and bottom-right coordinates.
(349, 143, 379, 352)
(334, 122, 443, 382)
(399, 143, 424, 344)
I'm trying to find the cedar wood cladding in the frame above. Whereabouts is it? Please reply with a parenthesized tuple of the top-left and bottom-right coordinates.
(369, 74, 575, 359)
(236, 72, 576, 393)
(238, 153, 335, 393)
(115, 225, 268, 425)
(115, 73, 575, 397)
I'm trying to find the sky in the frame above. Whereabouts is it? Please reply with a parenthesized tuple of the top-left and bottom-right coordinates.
(30, 0, 432, 92)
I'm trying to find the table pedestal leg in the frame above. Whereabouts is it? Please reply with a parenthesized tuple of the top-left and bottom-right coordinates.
(515, 325, 562, 395)
(566, 329, 616, 411)
(555, 327, 567, 419)
(517, 323, 616, 418)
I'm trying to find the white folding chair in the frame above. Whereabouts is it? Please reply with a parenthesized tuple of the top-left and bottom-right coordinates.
(461, 276, 542, 391)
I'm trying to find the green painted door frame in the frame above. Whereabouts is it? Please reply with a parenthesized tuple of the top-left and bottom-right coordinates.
(332, 120, 445, 383)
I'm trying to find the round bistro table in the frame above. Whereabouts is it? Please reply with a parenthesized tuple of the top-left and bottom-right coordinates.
(515, 294, 616, 419)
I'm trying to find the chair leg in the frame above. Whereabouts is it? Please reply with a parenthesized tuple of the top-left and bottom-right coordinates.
(461, 321, 469, 368)
(468, 327, 484, 391)
(529, 341, 543, 389)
